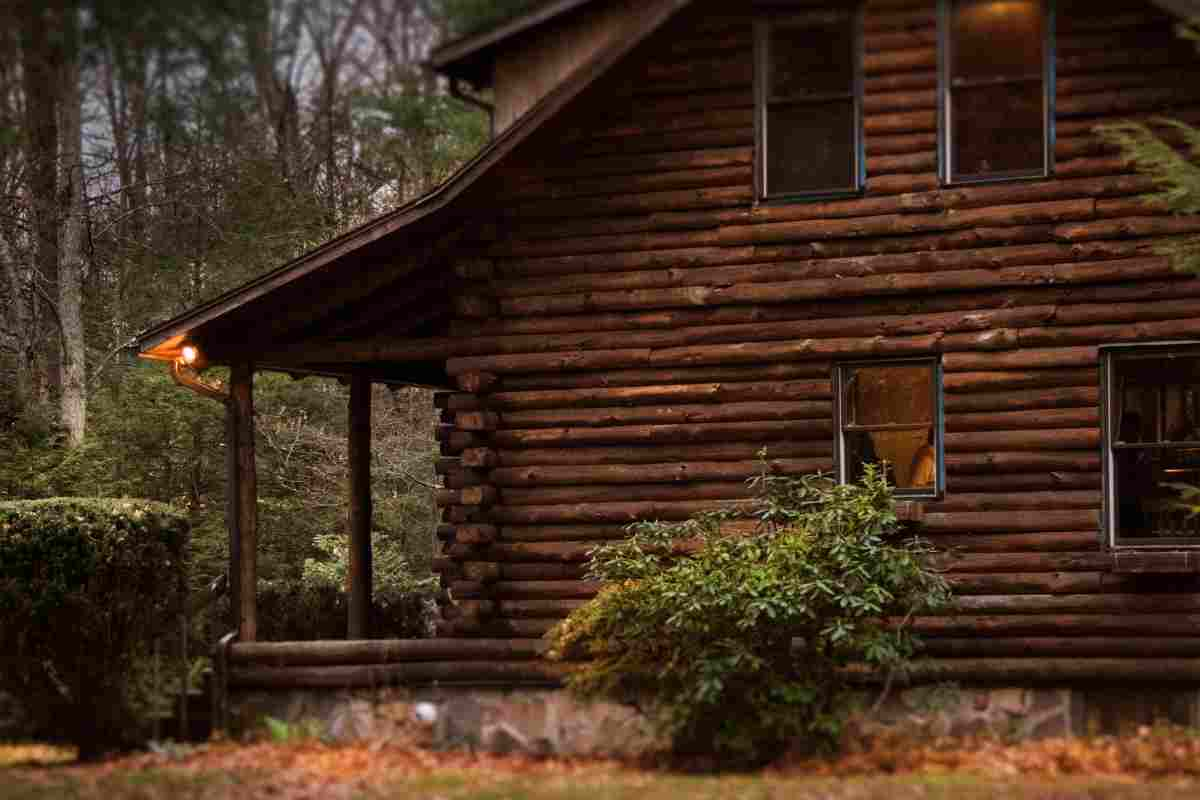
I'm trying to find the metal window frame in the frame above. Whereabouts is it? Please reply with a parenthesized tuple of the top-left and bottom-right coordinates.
(753, 4, 865, 203)
(1101, 341, 1200, 550)
(833, 356, 945, 500)
(936, 0, 1056, 187)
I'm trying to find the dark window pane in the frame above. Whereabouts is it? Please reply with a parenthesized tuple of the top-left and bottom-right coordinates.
(951, 0, 1043, 81)
(769, 17, 854, 98)
(766, 100, 855, 195)
(951, 80, 1043, 177)
(1114, 448, 1200, 542)
(1113, 356, 1200, 443)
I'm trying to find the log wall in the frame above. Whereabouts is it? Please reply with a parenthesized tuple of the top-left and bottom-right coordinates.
(429, 0, 1200, 658)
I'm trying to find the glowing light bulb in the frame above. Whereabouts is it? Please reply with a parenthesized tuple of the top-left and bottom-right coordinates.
(181, 345, 200, 366)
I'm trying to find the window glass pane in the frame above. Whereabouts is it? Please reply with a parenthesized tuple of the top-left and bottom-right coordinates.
(766, 100, 855, 195)
(1114, 448, 1200, 542)
(1114, 356, 1200, 443)
(769, 17, 853, 98)
(951, 81, 1043, 177)
(951, 0, 1044, 81)
(1111, 353, 1200, 543)
(847, 428, 937, 490)
(843, 363, 937, 491)
(845, 364, 934, 426)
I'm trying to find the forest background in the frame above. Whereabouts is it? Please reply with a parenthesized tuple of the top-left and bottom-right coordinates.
(0, 0, 534, 635)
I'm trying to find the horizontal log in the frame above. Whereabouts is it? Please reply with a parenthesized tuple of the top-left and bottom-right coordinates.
(931, 491, 1099, 513)
(920, 531, 1099, 553)
(495, 400, 832, 429)
(944, 407, 1097, 433)
(944, 369, 1097, 393)
(228, 638, 547, 666)
(486, 542, 594, 563)
(921, 638, 1200, 659)
(499, 563, 589, 580)
(462, 561, 501, 582)
(435, 487, 498, 508)
(943, 347, 1097, 372)
(922, 509, 1099, 532)
(495, 441, 830, 467)
(487, 380, 831, 411)
(950, 593, 1200, 615)
(948, 572, 1134, 595)
(492, 417, 834, 449)
(715, 199, 1096, 247)
(491, 458, 827, 487)
(500, 524, 632, 542)
(490, 580, 604, 599)
(931, 551, 1110, 573)
(1018, 316, 1200, 349)
(501, 481, 752, 506)
(462, 448, 498, 468)
(498, 363, 833, 391)
(914, 614, 1200, 637)
(498, 599, 588, 618)
(454, 525, 498, 545)
(489, 499, 745, 525)
(943, 428, 1099, 452)
(943, 387, 1099, 414)
(228, 660, 568, 689)
(946, 472, 1100, 493)
(1055, 216, 1200, 241)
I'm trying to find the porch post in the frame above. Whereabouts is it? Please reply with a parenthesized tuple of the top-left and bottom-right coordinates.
(224, 400, 241, 634)
(347, 374, 373, 639)
(231, 362, 258, 642)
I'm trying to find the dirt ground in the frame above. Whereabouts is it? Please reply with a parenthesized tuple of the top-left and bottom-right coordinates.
(6, 729, 1200, 800)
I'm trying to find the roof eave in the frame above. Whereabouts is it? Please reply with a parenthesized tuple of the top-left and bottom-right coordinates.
(428, 0, 599, 86)
(136, 0, 695, 362)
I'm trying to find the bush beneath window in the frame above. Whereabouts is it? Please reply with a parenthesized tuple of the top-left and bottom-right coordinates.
(546, 466, 951, 767)
(0, 498, 188, 759)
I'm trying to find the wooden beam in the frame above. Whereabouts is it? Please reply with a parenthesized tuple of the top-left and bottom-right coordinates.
(224, 399, 241, 634)
(348, 375, 373, 640)
(230, 363, 258, 642)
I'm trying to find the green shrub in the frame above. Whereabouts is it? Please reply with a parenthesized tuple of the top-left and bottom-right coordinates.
(0, 498, 188, 759)
(546, 466, 951, 766)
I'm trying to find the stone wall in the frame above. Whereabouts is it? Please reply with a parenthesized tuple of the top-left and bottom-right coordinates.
(228, 684, 1200, 757)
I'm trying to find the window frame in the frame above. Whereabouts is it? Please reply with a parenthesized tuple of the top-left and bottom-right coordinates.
(936, 0, 1056, 187)
(1102, 342, 1200, 551)
(833, 357, 945, 500)
(753, 4, 865, 203)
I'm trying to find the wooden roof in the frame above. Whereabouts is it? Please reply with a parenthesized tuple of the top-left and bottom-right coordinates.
(136, 0, 692, 378)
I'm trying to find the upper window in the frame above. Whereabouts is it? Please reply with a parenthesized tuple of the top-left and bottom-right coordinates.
(1104, 345, 1200, 548)
(835, 359, 943, 499)
(938, 0, 1054, 185)
(754, 7, 863, 201)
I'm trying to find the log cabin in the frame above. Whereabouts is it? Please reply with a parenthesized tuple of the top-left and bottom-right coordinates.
(138, 0, 1200, 725)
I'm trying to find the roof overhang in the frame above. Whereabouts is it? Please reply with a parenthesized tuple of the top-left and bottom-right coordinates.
(136, 0, 695, 373)
(429, 0, 600, 88)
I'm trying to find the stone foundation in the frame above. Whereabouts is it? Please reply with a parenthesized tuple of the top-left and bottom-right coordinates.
(228, 683, 1200, 756)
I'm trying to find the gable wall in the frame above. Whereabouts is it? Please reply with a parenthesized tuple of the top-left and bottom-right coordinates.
(432, 0, 1200, 655)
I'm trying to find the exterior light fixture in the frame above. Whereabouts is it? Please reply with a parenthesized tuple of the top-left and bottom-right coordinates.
(181, 344, 200, 366)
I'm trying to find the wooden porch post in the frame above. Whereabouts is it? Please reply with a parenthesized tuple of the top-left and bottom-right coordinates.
(347, 374, 373, 639)
(224, 400, 241, 634)
(231, 363, 258, 642)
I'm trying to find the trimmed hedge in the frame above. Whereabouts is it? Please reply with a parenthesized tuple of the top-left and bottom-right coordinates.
(0, 498, 188, 758)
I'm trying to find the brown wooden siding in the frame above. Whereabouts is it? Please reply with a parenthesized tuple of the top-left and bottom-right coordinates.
(431, 0, 1200, 654)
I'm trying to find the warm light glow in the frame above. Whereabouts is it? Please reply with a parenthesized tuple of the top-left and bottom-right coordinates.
(181, 345, 200, 366)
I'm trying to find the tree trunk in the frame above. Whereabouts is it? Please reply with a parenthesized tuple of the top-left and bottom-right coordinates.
(58, 5, 86, 446)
